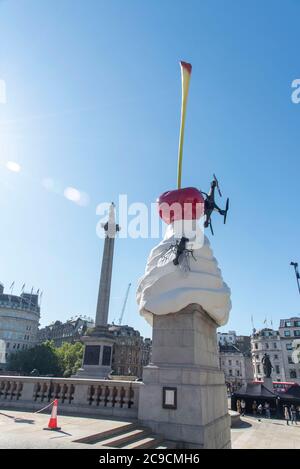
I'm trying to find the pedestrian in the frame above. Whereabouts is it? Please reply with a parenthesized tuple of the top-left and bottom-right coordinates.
(252, 400, 257, 415)
(236, 399, 241, 414)
(290, 405, 297, 425)
(264, 401, 271, 419)
(284, 405, 290, 425)
(257, 403, 263, 418)
(241, 399, 246, 416)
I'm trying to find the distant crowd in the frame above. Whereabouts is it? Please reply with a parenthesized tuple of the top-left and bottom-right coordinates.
(236, 399, 299, 425)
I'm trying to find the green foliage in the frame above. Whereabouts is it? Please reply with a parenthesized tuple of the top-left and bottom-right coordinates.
(56, 341, 84, 377)
(7, 340, 84, 377)
(8, 341, 62, 376)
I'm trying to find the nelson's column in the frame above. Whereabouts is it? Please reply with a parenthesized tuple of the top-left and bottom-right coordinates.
(76, 203, 119, 378)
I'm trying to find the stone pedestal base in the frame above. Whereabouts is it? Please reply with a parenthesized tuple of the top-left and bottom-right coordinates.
(263, 377, 274, 392)
(75, 327, 114, 379)
(138, 304, 231, 449)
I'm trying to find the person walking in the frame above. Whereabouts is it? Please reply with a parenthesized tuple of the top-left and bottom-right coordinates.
(290, 405, 297, 425)
(241, 399, 246, 417)
(252, 400, 257, 415)
(264, 401, 271, 419)
(284, 405, 290, 425)
(258, 403, 263, 417)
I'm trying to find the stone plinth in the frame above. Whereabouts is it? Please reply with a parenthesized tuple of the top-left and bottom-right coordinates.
(263, 377, 274, 392)
(75, 327, 114, 379)
(138, 304, 231, 449)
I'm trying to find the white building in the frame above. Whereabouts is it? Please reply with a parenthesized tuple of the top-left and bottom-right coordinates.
(0, 283, 40, 369)
(217, 330, 237, 346)
(251, 328, 285, 382)
(279, 317, 300, 384)
(219, 344, 253, 391)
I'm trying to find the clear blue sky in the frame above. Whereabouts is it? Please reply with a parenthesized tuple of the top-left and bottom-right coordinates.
(0, 0, 299, 339)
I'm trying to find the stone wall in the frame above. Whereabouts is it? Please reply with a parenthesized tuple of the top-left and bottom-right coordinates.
(0, 375, 141, 419)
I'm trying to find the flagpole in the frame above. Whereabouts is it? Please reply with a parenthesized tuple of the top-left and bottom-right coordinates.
(39, 291, 43, 309)
(290, 262, 300, 295)
(9, 281, 15, 305)
(20, 283, 25, 307)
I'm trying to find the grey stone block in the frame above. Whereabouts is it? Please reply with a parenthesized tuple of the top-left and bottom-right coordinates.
(138, 305, 231, 449)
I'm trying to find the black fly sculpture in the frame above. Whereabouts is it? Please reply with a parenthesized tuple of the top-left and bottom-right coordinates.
(158, 236, 196, 272)
(201, 174, 229, 236)
(158, 174, 229, 270)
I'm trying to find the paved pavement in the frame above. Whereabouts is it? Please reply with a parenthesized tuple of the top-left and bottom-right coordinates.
(232, 415, 300, 449)
(1, 408, 300, 449)
(0, 408, 133, 449)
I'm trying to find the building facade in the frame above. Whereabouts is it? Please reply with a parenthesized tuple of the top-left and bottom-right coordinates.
(141, 337, 152, 368)
(219, 344, 253, 391)
(217, 330, 237, 346)
(0, 283, 40, 369)
(37, 318, 152, 378)
(251, 328, 286, 382)
(279, 317, 300, 384)
(109, 324, 152, 378)
(37, 316, 94, 347)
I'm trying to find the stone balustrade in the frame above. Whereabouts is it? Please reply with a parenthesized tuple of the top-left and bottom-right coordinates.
(0, 376, 141, 419)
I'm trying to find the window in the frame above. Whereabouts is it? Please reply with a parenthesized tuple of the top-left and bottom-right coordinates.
(236, 370, 240, 377)
(229, 369, 232, 376)
(285, 321, 293, 327)
(256, 354, 259, 360)
(255, 343, 258, 349)
(290, 370, 297, 379)
(288, 356, 294, 364)
(257, 365, 261, 374)
(294, 321, 300, 327)
(286, 343, 293, 351)
(274, 354, 278, 359)
(274, 343, 277, 349)
(236, 360, 239, 366)
(265, 343, 269, 349)
(294, 330, 300, 337)
(228, 360, 232, 366)
(275, 365, 280, 374)
(284, 330, 291, 337)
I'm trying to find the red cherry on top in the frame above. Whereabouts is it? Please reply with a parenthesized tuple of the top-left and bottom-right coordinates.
(157, 187, 204, 225)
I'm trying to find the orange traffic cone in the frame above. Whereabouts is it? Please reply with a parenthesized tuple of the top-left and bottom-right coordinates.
(44, 399, 61, 431)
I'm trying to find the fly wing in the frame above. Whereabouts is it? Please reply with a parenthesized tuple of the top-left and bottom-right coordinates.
(157, 246, 176, 267)
(178, 251, 190, 275)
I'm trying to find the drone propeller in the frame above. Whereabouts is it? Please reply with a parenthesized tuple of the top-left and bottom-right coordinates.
(213, 173, 222, 197)
(224, 198, 229, 224)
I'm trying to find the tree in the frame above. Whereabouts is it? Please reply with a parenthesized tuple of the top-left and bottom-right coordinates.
(56, 341, 84, 377)
(8, 341, 62, 376)
(7, 340, 84, 377)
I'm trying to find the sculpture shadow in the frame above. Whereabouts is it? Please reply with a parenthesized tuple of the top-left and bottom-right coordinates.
(0, 412, 35, 425)
(231, 419, 252, 430)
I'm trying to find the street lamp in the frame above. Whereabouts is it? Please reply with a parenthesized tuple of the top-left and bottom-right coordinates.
(290, 262, 300, 295)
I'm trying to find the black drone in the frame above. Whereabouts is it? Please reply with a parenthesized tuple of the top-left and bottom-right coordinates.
(201, 174, 229, 235)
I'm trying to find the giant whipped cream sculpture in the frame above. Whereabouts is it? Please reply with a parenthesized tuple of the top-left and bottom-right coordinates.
(137, 62, 231, 327)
